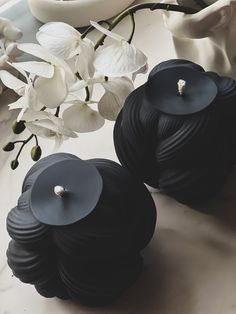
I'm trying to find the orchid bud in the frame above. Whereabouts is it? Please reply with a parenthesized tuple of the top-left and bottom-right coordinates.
(3, 142, 15, 152)
(12, 120, 25, 134)
(11, 159, 19, 170)
(31, 145, 42, 161)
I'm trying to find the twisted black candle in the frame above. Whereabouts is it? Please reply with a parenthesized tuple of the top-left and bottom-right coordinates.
(6, 153, 156, 306)
(114, 59, 236, 205)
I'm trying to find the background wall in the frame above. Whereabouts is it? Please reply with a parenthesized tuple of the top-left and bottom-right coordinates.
(0, 0, 9, 5)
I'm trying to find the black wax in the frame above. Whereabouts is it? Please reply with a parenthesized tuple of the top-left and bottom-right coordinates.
(30, 158, 103, 226)
(114, 59, 236, 204)
(6, 153, 156, 306)
(145, 65, 218, 115)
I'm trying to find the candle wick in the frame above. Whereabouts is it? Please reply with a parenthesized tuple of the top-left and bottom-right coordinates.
(54, 185, 66, 197)
(177, 79, 186, 96)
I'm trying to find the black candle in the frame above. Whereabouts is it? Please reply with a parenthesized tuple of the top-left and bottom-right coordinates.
(114, 59, 236, 204)
(6, 153, 156, 306)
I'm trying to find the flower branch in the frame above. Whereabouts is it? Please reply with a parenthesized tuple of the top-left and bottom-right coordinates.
(94, 2, 198, 49)
(128, 13, 136, 44)
(0, 2, 202, 169)
(193, 0, 208, 9)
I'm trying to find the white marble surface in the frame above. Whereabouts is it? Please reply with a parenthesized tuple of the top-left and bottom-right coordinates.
(1, 1, 236, 314)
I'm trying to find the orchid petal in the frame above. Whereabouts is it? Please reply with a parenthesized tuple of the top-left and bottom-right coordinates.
(5, 42, 22, 58)
(8, 95, 26, 110)
(36, 30, 80, 60)
(7, 61, 29, 82)
(8, 95, 28, 122)
(17, 43, 54, 64)
(1, 18, 23, 41)
(99, 77, 134, 120)
(102, 76, 134, 96)
(0, 55, 10, 69)
(21, 109, 49, 122)
(12, 61, 54, 78)
(94, 42, 147, 77)
(135, 49, 148, 70)
(69, 79, 88, 93)
(17, 108, 27, 122)
(76, 38, 95, 80)
(25, 85, 44, 111)
(63, 103, 105, 133)
(26, 116, 77, 139)
(18, 44, 76, 87)
(38, 22, 81, 39)
(53, 135, 64, 151)
(54, 124, 78, 138)
(90, 21, 124, 41)
(69, 75, 104, 92)
(65, 76, 101, 103)
(34, 66, 67, 108)
(66, 55, 79, 73)
(47, 114, 78, 138)
(98, 91, 121, 121)
(132, 63, 148, 80)
(64, 91, 83, 103)
(0, 70, 25, 90)
(66, 75, 104, 102)
(26, 119, 57, 139)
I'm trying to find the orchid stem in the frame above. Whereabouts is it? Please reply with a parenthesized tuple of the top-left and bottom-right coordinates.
(193, 0, 208, 9)
(34, 135, 38, 146)
(94, 2, 198, 49)
(13, 140, 24, 144)
(85, 86, 90, 102)
(55, 106, 60, 117)
(81, 25, 95, 38)
(76, 72, 90, 102)
(15, 134, 34, 162)
(128, 13, 136, 44)
(76, 72, 82, 80)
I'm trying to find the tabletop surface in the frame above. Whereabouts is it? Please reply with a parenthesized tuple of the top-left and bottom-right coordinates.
(1, 1, 236, 314)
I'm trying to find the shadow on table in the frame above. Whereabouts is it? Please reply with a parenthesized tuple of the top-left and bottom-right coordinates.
(55, 227, 196, 314)
(197, 166, 236, 233)
(111, 231, 195, 314)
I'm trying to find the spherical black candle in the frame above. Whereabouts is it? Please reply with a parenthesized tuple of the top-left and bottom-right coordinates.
(6, 153, 156, 306)
(114, 59, 236, 205)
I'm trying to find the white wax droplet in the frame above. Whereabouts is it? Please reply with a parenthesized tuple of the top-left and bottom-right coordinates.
(178, 79, 186, 96)
(54, 186, 65, 197)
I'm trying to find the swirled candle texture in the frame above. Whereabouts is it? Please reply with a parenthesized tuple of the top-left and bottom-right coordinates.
(114, 59, 236, 205)
(6, 153, 156, 306)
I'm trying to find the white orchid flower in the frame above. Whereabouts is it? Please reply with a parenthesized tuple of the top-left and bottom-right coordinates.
(65, 75, 133, 121)
(36, 22, 88, 60)
(0, 67, 43, 121)
(132, 63, 149, 81)
(0, 18, 23, 94)
(98, 77, 134, 120)
(0, 17, 22, 42)
(91, 21, 147, 77)
(23, 110, 78, 149)
(63, 100, 105, 133)
(16, 43, 76, 108)
(0, 18, 22, 61)
(0, 42, 22, 71)
(65, 73, 104, 103)
(36, 22, 95, 80)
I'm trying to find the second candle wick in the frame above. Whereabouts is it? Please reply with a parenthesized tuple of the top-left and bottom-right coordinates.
(177, 79, 186, 96)
(54, 185, 66, 197)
